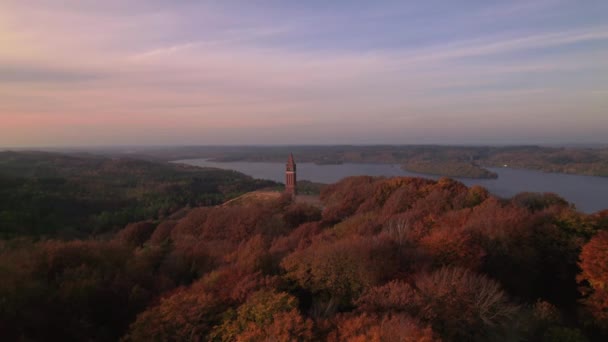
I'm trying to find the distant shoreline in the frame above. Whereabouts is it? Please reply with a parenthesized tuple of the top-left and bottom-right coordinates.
(5, 144, 608, 178)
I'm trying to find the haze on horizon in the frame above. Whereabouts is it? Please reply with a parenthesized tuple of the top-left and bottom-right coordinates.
(1, 0, 607, 148)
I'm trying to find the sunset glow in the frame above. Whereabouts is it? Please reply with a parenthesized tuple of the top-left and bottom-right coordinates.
(1, 0, 607, 146)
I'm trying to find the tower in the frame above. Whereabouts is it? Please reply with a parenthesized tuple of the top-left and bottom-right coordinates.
(285, 153, 297, 197)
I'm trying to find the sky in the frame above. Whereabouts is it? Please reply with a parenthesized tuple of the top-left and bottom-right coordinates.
(1, 0, 607, 147)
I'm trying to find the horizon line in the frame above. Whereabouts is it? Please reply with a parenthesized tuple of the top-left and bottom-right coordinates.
(2, 142, 608, 151)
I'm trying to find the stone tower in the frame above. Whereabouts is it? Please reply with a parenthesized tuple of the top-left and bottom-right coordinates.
(285, 153, 297, 197)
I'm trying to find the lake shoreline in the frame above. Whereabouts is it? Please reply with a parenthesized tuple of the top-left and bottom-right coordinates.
(174, 159, 608, 214)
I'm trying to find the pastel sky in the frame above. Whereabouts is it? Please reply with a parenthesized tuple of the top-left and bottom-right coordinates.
(1, 0, 607, 147)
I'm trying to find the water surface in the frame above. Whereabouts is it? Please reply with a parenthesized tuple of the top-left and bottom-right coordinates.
(176, 159, 608, 213)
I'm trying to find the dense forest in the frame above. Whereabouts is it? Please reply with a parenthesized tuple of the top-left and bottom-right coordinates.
(1, 153, 607, 341)
(105, 145, 608, 179)
(0, 151, 275, 238)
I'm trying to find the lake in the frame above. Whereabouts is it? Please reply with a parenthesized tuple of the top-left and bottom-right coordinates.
(175, 159, 608, 214)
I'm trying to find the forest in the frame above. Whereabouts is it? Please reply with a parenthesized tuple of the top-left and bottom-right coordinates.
(0, 151, 275, 238)
(1, 152, 607, 341)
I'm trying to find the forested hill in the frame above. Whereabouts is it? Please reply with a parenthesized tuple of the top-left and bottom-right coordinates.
(0, 151, 276, 238)
(1, 169, 607, 340)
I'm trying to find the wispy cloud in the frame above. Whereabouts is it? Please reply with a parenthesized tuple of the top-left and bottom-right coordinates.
(384, 26, 608, 67)
(1, 0, 607, 146)
(130, 25, 291, 60)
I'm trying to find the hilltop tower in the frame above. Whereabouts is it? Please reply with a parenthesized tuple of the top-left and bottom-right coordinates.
(285, 153, 297, 197)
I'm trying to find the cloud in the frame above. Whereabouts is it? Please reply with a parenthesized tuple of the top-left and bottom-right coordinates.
(380, 26, 608, 68)
(0, 1, 607, 146)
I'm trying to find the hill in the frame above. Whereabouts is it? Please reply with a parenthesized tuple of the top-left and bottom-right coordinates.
(0, 151, 276, 238)
(1, 169, 607, 341)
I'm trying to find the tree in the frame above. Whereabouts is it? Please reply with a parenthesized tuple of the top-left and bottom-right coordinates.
(327, 312, 437, 342)
(116, 221, 157, 247)
(283, 202, 322, 228)
(148, 220, 177, 244)
(512, 192, 569, 212)
(419, 224, 485, 270)
(320, 176, 377, 224)
(281, 235, 397, 307)
(356, 280, 418, 313)
(413, 267, 520, 341)
(0, 239, 146, 341)
(125, 285, 225, 341)
(269, 222, 322, 258)
(357, 268, 520, 341)
(578, 231, 608, 329)
(224, 234, 273, 274)
(211, 289, 313, 341)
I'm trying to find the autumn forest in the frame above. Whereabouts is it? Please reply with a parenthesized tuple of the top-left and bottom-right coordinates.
(1, 152, 607, 341)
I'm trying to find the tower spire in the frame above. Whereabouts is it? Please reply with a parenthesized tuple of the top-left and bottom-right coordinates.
(285, 153, 297, 197)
